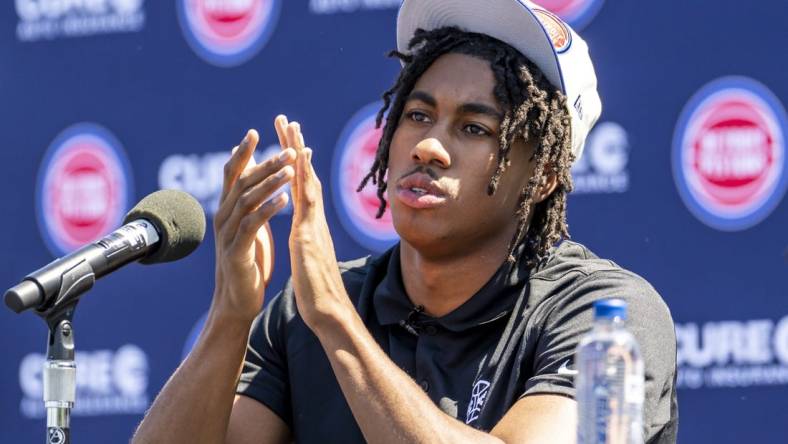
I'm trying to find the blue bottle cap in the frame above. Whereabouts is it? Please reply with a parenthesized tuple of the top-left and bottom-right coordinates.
(593, 298, 627, 320)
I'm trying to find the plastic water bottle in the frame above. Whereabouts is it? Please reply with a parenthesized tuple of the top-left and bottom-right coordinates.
(576, 299, 644, 444)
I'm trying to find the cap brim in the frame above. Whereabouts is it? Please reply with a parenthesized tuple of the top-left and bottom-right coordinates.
(397, 0, 566, 93)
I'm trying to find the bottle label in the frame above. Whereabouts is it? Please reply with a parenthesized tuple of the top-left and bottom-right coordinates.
(577, 350, 644, 444)
(626, 377, 644, 404)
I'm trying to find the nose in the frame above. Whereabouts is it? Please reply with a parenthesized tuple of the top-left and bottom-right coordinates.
(410, 137, 451, 169)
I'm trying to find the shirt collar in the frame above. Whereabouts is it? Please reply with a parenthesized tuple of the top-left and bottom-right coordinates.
(373, 244, 529, 332)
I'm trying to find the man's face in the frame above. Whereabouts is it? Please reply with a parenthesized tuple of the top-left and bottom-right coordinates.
(387, 52, 537, 258)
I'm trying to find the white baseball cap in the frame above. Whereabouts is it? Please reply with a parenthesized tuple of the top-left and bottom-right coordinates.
(397, 0, 602, 161)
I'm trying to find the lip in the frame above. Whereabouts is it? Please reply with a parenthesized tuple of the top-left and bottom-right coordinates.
(395, 172, 448, 209)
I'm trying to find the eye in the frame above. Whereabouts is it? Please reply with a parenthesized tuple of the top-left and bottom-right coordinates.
(463, 123, 491, 137)
(406, 110, 431, 123)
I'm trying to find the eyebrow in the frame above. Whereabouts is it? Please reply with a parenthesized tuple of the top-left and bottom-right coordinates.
(405, 90, 503, 120)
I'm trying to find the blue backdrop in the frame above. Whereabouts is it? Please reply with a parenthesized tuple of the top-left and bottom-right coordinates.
(1, 1, 786, 442)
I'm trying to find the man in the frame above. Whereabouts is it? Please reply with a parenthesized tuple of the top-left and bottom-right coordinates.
(133, 0, 677, 443)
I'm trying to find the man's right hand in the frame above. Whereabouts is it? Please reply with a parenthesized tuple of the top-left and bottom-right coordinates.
(132, 126, 295, 444)
(212, 128, 296, 324)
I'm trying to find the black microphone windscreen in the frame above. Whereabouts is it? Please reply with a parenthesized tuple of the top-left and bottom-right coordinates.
(123, 190, 206, 264)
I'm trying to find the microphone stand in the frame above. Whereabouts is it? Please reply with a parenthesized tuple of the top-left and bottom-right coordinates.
(35, 259, 97, 444)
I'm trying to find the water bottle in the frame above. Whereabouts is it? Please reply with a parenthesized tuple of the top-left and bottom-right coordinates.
(576, 299, 644, 444)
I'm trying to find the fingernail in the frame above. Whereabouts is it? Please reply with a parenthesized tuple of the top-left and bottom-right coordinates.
(278, 150, 289, 161)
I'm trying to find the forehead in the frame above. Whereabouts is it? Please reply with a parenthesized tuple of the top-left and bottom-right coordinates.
(411, 53, 499, 108)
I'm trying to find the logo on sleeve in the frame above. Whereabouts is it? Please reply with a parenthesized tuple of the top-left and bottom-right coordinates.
(177, 0, 281, 67)
(557, 359, 579, 376)
(672, 77, 787, 231)
(36, 123, 134, 256)
(331, 102, 399, 252)
(465, 379, 491, 425)
(532, 0, 605, 30)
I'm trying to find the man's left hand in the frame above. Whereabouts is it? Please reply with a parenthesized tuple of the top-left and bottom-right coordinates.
(274, 115, 351, 331)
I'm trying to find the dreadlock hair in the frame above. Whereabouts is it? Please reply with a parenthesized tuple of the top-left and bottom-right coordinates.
(358, 27, 575, 268)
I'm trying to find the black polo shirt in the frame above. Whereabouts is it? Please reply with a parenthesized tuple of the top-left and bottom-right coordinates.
(237, 241, 678, 443)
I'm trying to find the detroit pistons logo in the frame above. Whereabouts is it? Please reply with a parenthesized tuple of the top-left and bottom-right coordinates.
(532, 8, 572, 53)
(177, 0, 281, 67)
(331, 102, 399, 252)
(672, 77, 787, 231)
(533, 0, 605, 30)
(36, 123, 134, 256)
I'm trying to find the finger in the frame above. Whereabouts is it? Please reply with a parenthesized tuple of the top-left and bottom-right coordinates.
(223, 165, 295, 243)
(216, 130, 259, 230)
(307, 149, 325, 213)
(224, 161, 294, 243)
(285, 121, 305, 204)
(293, 146, 305, 219)
(237, 148, 296, 195)
(300, 147, 320, 188)
(294, 147, 318, 217)
(304, 147, 316, 176)
(232, 193, 289, 254)
(254, 222, 274, 285)
(220, 130, 259, 203)
(287, 122, 306, 151)
(288, 124, 306, 187)
(216, 148, 296, 228)
(274, 115, 289, 151)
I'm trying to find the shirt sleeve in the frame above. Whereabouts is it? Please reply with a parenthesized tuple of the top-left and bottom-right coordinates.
(236, 283, 293, 427)
(522, 270, 677, 438)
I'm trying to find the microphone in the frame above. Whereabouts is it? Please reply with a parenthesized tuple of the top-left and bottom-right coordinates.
(4, 189, 206, 314)
(399, 304, 425, 336)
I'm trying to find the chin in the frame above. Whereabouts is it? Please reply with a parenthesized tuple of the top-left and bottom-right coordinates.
(391, 211, 454, 252)
(393, 210, 436, 238)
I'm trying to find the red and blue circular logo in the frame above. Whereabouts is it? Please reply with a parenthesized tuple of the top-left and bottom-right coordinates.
(532, 8, 573, 53)
(36, 123, 134, 256)
(331, 102, 399, 252)
(533, 0, 605, 30)
(177, 0, 281, 67)
(672, 77, 787, 231)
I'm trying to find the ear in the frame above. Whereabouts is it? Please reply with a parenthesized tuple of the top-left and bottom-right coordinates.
(533, 165, 559, 204)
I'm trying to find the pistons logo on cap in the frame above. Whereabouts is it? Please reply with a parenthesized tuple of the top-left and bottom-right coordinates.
(532, 8, 572, 53)
(532, 0, 605, 30)
(672, 77, 787, 231)
(331, 102, 399, 252)
(36, 123, 134, 256)
(177, 0, 281, 67)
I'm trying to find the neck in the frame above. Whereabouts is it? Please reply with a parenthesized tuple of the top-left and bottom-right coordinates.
(398, 236, 513, 318)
